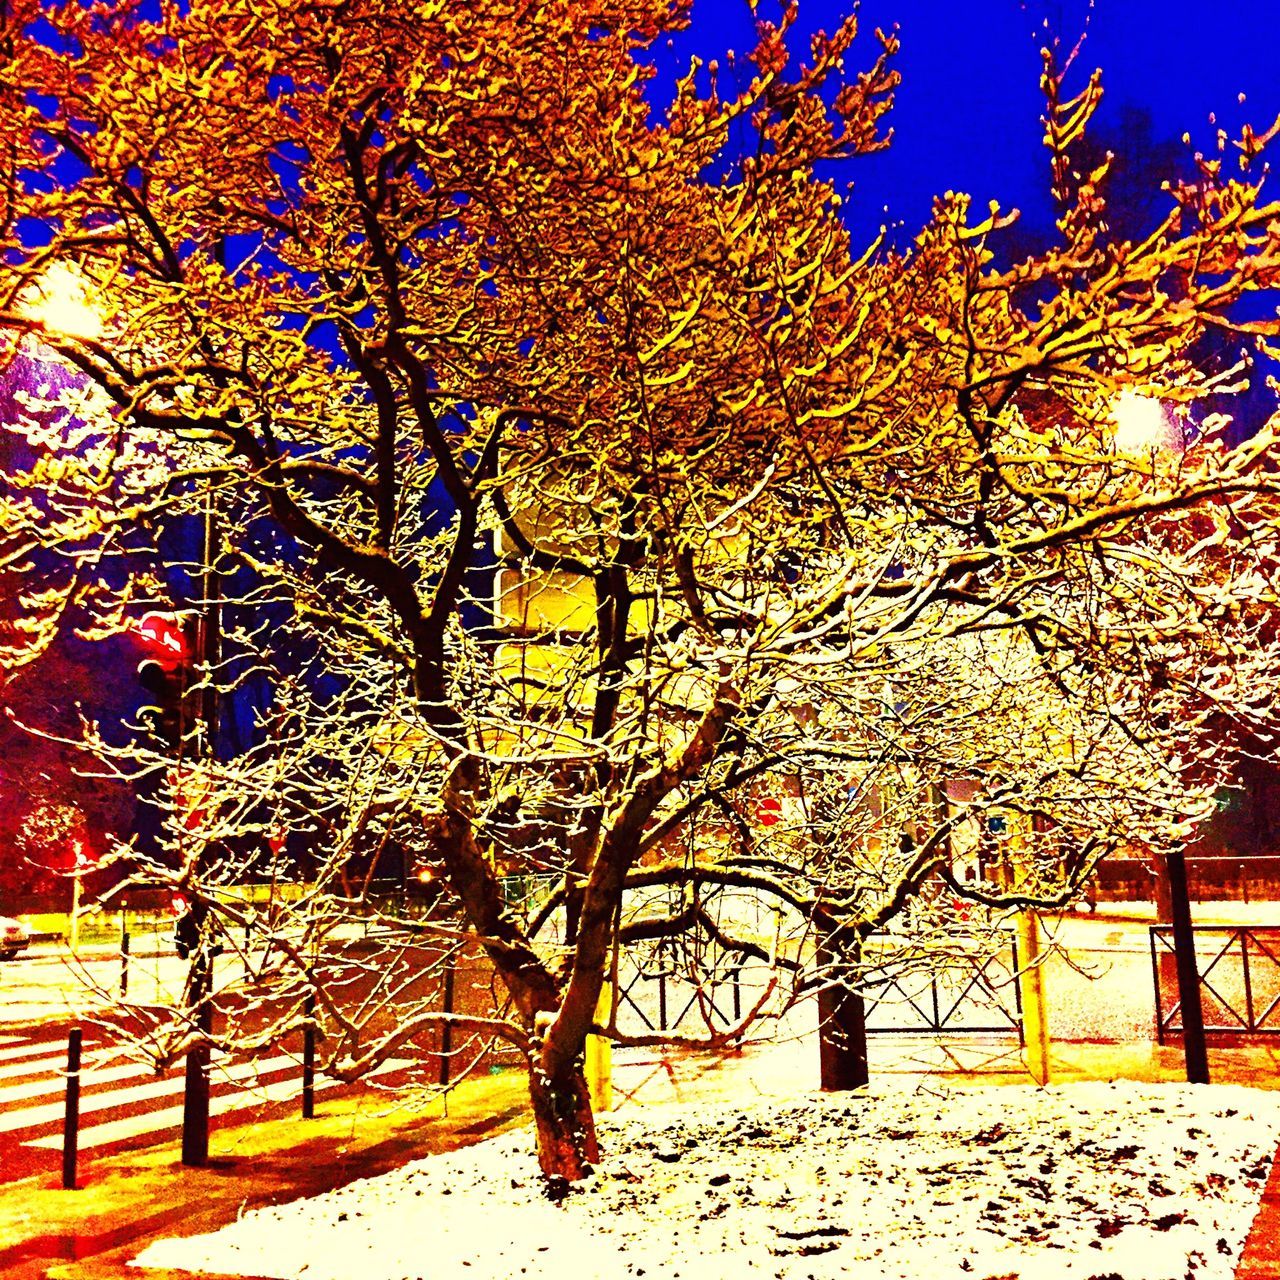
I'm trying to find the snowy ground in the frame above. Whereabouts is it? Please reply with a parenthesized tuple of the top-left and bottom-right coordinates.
(134, 1083, 1280, 1280)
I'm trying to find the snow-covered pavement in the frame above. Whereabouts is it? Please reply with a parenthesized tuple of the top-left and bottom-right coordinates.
(134, 1082, 1280, 1280)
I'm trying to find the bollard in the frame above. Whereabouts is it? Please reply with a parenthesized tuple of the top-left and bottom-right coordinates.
(120, 926, 130, 998)
(1017, 909, 1051, 1085)
(302, 991, 316, 1119)
(62, 1028, 82, 1190)
(584, 984, 613, 1113)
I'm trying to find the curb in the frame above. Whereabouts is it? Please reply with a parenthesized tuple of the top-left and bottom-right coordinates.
(1238, 1140, 1280, 1279)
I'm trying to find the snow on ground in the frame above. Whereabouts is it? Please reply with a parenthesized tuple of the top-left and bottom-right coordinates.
(134, 1083, 1280, 1280)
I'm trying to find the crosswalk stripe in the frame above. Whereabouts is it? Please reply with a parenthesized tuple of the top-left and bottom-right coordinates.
(2, 1058, 162, 1105)
(0, 1041, 64, 1069)
(0, 1053, 300, 1134)
(0, 1052, 67, 1081)
(26, 1078, 311, 1150)
(23, 1057, 411, 1151)
(0, 1046, 133, 1082)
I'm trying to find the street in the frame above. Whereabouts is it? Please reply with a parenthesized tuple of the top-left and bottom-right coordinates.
(3, 905, 1278, 1190)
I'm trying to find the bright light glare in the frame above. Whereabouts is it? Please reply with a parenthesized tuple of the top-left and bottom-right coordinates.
(18, 261, 104, 340)
(1110, 389, 1181, 455)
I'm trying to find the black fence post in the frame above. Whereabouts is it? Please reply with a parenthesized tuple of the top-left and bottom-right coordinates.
(438, 956, 456, 1088)
(1149, 928, 1166, 1045)
(62, 1028, 82, 1190)
(302, 991, 316, 1119)
(1241, 929, 1256, 1032)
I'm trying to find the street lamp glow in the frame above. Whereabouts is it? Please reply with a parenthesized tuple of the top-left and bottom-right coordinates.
(19, 261, 105, 340)
(1110, 389, 1181, 455)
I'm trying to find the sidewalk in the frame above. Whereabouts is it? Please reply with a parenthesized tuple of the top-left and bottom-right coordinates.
(4, 1029, 1280, 1279)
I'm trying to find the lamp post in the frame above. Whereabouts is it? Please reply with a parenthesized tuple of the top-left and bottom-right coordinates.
(1110, 391, 1208, 1084)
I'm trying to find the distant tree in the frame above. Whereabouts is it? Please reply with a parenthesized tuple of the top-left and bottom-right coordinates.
(0, 638, 135, 899)
(3, 0, 1280, 1186)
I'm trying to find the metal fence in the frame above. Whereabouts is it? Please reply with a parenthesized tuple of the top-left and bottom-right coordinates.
(862, 932, 1024, 1040)
(1151, 924, 1280, 1040)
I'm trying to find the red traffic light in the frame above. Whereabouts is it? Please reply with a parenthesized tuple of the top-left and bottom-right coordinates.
(136, 612, 189, 673)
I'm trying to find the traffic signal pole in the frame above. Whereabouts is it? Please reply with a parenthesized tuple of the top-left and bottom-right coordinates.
(181, 945, 213, 1165)
(181, 489, 221, 1167)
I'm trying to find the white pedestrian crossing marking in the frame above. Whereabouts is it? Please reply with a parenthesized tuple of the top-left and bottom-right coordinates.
(25, 1058, 410, 1151)
(0, 1034, 412, 1156)
(0, 1053, 301, 1134)
(0, 1041, 65, 1070)
(27, 1077, 312, 1150)
(2, 1056, 168, 1105)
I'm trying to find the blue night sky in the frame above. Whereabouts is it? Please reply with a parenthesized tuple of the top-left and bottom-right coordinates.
(654, 0, 1280, 252)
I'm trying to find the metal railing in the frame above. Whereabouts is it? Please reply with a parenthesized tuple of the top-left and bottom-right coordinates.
(614, 940, 745, 1035)
(1151, 924, 1280, 1040)
(862, 932, 1024, 1040)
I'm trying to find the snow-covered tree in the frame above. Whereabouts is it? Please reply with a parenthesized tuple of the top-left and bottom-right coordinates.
(4, 0, 1280, 1183)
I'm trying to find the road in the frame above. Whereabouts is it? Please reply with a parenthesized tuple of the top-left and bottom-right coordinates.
(5, 911, 1266, 1043)
(3, 907, 1277, 1185)
(0, 1019, 417, 1186)
(0, 930, 461, 1186)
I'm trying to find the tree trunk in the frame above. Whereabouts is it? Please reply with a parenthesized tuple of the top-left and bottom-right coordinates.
(816, 929, 869, 1090)
(528, 1059, 600, 1187)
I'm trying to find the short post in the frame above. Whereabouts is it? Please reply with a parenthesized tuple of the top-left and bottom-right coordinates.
(438, 955, 456, 1088)
(119, 923, 130, 998)
(301, 991, 316, 1119)
(62, 1028, 82, 1190)
(585, 983, 613, 1113)
(1017, 909, 1051, 1085)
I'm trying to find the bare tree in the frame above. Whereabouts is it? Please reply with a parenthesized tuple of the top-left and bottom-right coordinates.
(4, 0, 1280, 1184)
